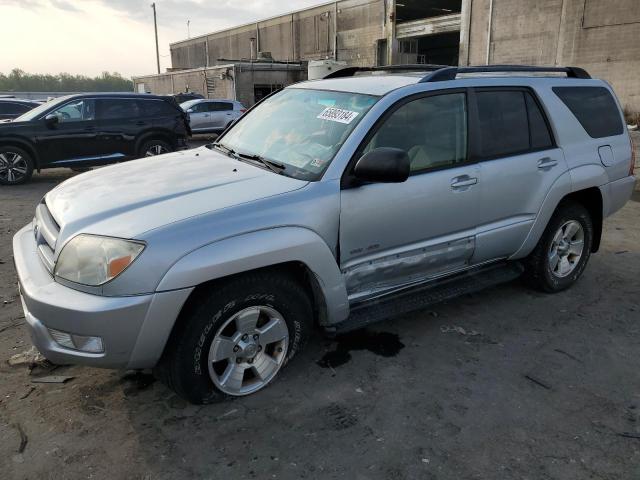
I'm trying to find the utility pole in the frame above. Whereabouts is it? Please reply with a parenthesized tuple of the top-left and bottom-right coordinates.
(151, 3, 160, 74)
(187, 20, 191, 39)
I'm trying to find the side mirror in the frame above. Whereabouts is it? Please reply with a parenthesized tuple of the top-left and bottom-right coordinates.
(186, 108, 194, 113)
(353, 147, 410, 183)
(44, 114, 59, 128)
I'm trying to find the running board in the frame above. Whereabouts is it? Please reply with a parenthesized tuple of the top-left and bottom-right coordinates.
(325, 262, 524, 335)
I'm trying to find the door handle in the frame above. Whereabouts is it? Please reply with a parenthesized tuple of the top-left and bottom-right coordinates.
(204, 114, 210, 117)
(135, 121, 146, 126)
(537, 157, 558, 170)
(451, 176, 478, 189)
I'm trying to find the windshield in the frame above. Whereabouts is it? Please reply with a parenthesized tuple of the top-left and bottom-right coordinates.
(216, 88, 378, 180)
(13, 95, 72, 122)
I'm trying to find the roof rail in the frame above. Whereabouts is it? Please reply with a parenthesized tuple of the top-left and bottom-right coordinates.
(323, 64, 449, 79)
(420, 65, 591, 82)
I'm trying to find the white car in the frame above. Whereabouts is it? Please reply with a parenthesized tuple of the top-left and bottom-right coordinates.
(181, 98, 246, 134)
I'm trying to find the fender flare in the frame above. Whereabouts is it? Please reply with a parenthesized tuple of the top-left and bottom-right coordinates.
(156, 226, 350, 325)
(511, 164, 608, 259)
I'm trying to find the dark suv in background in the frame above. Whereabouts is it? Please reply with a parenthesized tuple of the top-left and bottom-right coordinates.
(0, 93, 190, 185)
(0, 98, 41, 120)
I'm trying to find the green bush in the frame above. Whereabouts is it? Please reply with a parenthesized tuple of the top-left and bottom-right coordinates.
(0, 69, 133, 92)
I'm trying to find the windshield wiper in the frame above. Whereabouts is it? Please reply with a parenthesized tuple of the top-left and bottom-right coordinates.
(210, 142, 236, 157)
(235, 151, 286, 175)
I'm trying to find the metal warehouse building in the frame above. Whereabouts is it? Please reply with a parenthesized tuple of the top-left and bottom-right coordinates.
(134, 0, 640, 112)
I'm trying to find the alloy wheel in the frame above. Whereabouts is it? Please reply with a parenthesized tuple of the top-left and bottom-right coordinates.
(0, 152, 28, 184)
(144, 144, 169, 156)
(548, 220, 585, 278)
(207, 306, 289, 396)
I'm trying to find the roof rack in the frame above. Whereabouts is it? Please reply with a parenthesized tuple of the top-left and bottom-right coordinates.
(323, 64, 449, 79)
(419, 65, 591, 82)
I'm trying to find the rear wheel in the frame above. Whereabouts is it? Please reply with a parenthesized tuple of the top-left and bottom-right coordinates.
(524, 202, 593, 292)
(0, 146, 34, 185)
(139, 139, 172, 158)
(154, 271, 313, 404)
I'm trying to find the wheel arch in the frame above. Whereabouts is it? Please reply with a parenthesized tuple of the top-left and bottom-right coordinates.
(512, 170, 604, 259)
(0, 137, 40, 168)
(134, 130, 176, 154)
(156, 227, 349, 327)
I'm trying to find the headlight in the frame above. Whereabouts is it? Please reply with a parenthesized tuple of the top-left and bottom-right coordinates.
(54, 234, 145, 286)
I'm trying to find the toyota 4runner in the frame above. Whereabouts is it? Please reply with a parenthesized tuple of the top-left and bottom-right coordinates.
(13, 65, 636, 404)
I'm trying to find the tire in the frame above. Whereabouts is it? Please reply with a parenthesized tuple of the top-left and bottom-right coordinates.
(524, 202, 593, 293)
(0, 146, 34, 185)
(155, 270, 313, 404)
(138, 139, 173, 158)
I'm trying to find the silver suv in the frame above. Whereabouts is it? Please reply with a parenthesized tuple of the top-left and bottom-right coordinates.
(13, 65, 636, 404)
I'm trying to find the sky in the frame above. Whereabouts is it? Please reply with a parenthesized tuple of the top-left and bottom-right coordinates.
(0, 0, 324, 78)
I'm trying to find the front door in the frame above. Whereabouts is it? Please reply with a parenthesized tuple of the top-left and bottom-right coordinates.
(339, 91, 480, 302)
(35, 98, 99, 167)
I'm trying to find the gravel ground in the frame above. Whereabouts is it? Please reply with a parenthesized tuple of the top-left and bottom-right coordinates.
(0, 138, 639, 480)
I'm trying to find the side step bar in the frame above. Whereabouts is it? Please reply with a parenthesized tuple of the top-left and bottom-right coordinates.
(325, 262, 524, 336)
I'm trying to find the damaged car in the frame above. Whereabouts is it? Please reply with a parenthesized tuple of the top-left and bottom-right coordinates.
(13, 65, 636, 403)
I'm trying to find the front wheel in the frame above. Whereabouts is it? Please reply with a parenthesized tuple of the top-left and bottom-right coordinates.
(524, 202, 593, 292)
(0, 146, 34, 185)
(139, 139, 172, 158)
(155, 271, 313, 404)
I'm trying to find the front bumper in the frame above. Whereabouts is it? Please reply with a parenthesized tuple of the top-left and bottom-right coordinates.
(12, 225, 192, 369)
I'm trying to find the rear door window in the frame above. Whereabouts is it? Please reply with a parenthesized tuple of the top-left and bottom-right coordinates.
(208, 102, 233, 112)
(525, 93, 553, 150)
(552, 86, 623, 138)
(475, 90, 554, 159)
(96, 98, 140, 120)
(476, 91, 529, 158)
(139, 99, 178, 117)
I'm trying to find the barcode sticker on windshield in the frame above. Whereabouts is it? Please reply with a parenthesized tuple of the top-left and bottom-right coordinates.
(317, 107, 359, 124)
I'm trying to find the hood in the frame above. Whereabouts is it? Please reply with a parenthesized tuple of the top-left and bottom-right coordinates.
(45, 146, 308, 242)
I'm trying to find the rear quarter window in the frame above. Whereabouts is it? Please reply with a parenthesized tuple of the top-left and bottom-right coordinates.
(553, 86, 623, 138)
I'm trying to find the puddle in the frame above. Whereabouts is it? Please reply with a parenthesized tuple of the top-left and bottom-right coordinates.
(120, 371, 156, 396)
(317, 330, 405, 369)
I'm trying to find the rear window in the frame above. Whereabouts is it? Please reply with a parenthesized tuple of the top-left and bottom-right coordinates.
(553, 86, 623, 138)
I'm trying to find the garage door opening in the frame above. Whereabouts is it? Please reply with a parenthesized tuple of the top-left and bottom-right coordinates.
(398, 31, 460, 66)
(395, 0, 462, 22)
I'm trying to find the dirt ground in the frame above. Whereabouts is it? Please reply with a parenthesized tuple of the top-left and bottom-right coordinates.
(1, 137, 639, 479)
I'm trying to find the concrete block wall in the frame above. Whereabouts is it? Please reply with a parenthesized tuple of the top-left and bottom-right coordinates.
(462, 0, 640, 112)
(169, 0, 386, 68)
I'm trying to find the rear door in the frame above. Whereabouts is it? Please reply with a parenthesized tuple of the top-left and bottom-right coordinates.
(339, 90, 481, 302)
(207, 101, 235, 130)
(94, 98, 144, 160)
(470, 88, 567, 263)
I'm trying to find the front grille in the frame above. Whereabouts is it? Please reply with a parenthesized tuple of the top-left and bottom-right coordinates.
(34, 201, 60, 273)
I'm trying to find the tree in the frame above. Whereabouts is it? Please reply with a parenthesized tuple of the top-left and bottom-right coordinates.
(0, 70, 133, 92)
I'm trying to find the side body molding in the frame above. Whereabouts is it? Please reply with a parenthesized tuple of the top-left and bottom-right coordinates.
(156, 227, 350, 325)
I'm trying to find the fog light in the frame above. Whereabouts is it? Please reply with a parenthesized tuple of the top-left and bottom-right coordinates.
(48, 328, 104, 353)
